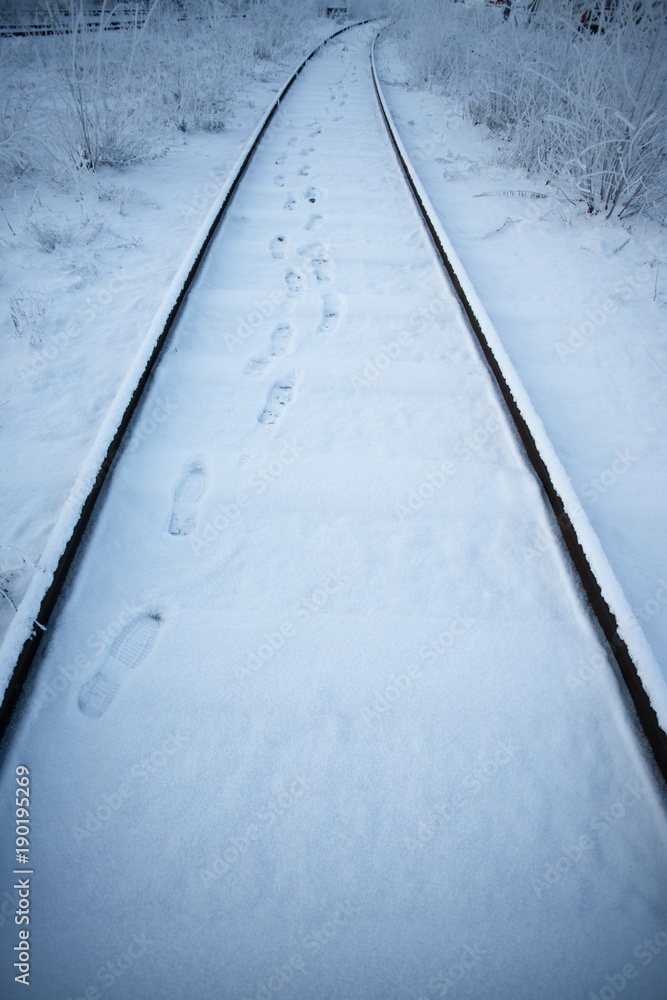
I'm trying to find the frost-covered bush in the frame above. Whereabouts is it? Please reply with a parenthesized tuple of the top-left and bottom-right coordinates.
(0, 89, 32, 181)
(0, 42, 35, 181)
(0, 0, 324, 179)
(392, 0, 667, 222)
(8, 287, 48, 341)
(244, 0, 320, 61)
(142, 0, 245, 132)
(36, 2, 159, 171)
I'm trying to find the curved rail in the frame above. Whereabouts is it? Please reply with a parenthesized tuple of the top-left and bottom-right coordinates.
(370, 29, 667, 781)
(0, 18, 373, 743)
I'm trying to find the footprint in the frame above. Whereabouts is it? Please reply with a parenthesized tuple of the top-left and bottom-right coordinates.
(270, 322, 293, 357)
(274, 175, 285, 187)
(297, 165, 311, 177)
(169, 461, 207, 536)
(244, 324, 293, 377)
(309, 127, 321, 138)
(78, 611, 162, 718)
(300, 147, 314, 156)
(275, 152, 287, 165)
(283, 195, 296, 211)
(258, 373, 296, 426)
(299, 242, 330, 282)
(311, 247, 330, 283)
(304, 214, 323, 232)
(333, 116, 343, 122)
(304, 186, 320, 204)
(244, 354, 270, 378)
(320, 294, 341, 333)
(270, 235, 286, 259)
(285, 270, 303, 294)
(339, 101, 346, 107)
(287, 137, 297, 146)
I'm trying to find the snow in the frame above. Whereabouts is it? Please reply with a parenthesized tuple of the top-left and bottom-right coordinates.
(0, 18, 338, 676)
(371, 34, 667, 732)
(1, 23, 666, 1000)
(374, 34, 667, 723)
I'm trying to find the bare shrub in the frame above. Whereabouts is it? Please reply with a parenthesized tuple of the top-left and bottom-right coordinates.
(142, 0, 244, 133)
(37, 1, 160, 171)
(8, 287, 49, 341)
(0, 0, 324, 180)
(0, 44, 35, 181)
(392, 0, 667, 222)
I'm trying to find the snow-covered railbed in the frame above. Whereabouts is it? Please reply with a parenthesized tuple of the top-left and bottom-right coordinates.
(0, 17, 336, 656)
(373, 34, 667, 709)
(1, 23, 666, 1000)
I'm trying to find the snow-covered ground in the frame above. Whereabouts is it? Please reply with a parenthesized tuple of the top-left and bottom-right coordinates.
(375, 35, 667, 701)
(1, 23, 666, 1000)
(0, 13, 334, 648)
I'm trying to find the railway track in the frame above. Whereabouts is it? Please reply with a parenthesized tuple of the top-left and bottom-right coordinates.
(1, 21, 666, 1000)
(369, 31, 667, 780)
(0, 17, 369, 741)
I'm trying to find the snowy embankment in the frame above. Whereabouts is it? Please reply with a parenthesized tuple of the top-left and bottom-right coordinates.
(0, 8, 335, 679)
(375, 31, 667, 720)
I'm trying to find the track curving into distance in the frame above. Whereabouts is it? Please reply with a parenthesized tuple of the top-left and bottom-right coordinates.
(0, 18, 371, 742)
(0, 22, 666, 1000)
(370, 30, 667, 780)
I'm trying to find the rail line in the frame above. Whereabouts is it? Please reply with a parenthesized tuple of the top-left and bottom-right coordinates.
(2, 20, 665, 774)
(370, 31, 667, 778)
(0, 22, 666, 998)
(0, 18, 370, 744)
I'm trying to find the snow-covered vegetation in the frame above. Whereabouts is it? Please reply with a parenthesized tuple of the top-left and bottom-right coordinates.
(0, 0, 324, 181)
(0, 0, 335, 641)
(390, 0, 667, 221)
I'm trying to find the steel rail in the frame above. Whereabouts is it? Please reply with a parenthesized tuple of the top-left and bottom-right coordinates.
(370, 28, 667, 782)
(0, 18, 373, 745)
